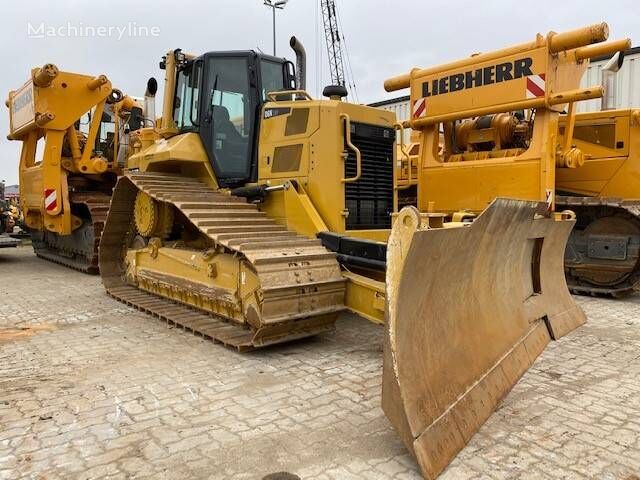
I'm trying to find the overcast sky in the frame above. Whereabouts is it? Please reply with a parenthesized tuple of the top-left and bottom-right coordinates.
(1, 0, 638, 184)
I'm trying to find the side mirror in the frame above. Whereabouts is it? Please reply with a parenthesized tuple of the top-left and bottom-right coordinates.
(283, 61, 297, 90)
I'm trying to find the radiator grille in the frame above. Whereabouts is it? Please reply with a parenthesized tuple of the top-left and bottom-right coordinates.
(344, 122, 395, 230)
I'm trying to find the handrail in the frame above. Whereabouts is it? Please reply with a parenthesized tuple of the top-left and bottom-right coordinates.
(266, 90, 313, 102)
(341, 113, 362, 183)
(394, 122, 413, 190)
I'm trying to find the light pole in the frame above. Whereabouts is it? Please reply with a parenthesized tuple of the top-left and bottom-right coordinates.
(264, 0, 288, 56)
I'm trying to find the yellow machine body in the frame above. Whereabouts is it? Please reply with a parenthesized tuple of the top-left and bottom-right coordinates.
(7, 65, 134, 271)
(101, 48, 397, 343)
(115, 92, 397, 327)
(98, 41, 585, 480)
(555, 108, 640, 295)
(385, 23, 629, 215)
(557, 108, 640, 197)
(382, 25, 614, 478)
(386, 23, 638, 297)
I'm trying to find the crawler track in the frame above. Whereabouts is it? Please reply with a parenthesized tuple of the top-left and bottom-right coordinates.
(559, 196, 640, 297)
(100, 172, 346, 350)
(31, 192, 110, 274)
(0, 235, 20, 248)
(107, 285, 256, 351)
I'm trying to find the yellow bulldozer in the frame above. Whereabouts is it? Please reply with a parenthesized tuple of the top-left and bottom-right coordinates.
(6, 65, 142, 271)
(388, 23, 636, 296)
(0, 182, 20, 249)
(0, 182, 15, 233)
(97, 34, 585, 478)
(557, 107, 640, 295)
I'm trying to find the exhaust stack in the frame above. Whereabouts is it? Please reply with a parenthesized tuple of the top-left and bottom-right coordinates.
(289, 36, 306, 90)
(144, 77, 158, 127)
(601, 51, 624, 111)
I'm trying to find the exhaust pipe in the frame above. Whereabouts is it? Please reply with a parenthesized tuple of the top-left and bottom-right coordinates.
(601, 51, 624, 110)
(289, 36, 306, 90)
(144, 77, 158, 127)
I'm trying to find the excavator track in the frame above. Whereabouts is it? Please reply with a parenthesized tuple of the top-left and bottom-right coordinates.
(100, 172, 346, 351)
(558, 196, 640, 297)
(31, 192, 110, 274)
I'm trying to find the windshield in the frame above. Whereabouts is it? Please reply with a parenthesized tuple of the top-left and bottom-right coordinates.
(179, 54, 290, 185)
(203, 57, 252, 179)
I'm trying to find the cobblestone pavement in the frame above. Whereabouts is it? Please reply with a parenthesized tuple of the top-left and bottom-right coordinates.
(1, 246, 639, 480)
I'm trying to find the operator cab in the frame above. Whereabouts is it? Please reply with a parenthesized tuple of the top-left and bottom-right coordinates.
(171, 51, 296, 187)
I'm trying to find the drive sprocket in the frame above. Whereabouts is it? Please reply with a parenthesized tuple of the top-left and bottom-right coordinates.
(133, 191, 173, 239)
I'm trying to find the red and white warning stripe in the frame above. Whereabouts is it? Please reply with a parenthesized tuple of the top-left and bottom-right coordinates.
(412, 97, 427, 119)
(526, 74, 546, 99)
(44, 188, 58, 212)
(545, 188, 554, 212)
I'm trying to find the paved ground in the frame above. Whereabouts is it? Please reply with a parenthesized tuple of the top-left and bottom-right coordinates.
(1, 246, 639, 480)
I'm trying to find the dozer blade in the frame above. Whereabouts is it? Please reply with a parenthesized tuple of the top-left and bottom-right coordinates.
(382, 198, 586, 479)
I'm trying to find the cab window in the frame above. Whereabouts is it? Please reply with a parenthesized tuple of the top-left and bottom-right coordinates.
(260, 60, 287, 100)
(174, 61, 202, 130)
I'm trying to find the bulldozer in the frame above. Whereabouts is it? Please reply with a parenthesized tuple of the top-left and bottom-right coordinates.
(0, 182, 20, 249)
(386, 23, 635, 297)
(557, 107, 640, 296)
(6, 65, 141, 271)
(99, 37, 584, 478)
(0, 182, 15, 233)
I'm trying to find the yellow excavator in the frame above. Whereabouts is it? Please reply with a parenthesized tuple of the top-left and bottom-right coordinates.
(99, 36, 584, 478)
(6, 66, 141, 271)
(388, 23, 635, 297)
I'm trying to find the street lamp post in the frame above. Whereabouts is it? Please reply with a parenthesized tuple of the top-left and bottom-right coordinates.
(264, 0, 288, 56)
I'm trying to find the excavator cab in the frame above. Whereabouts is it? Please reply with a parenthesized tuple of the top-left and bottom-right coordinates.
(169, 51, 296, 186)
